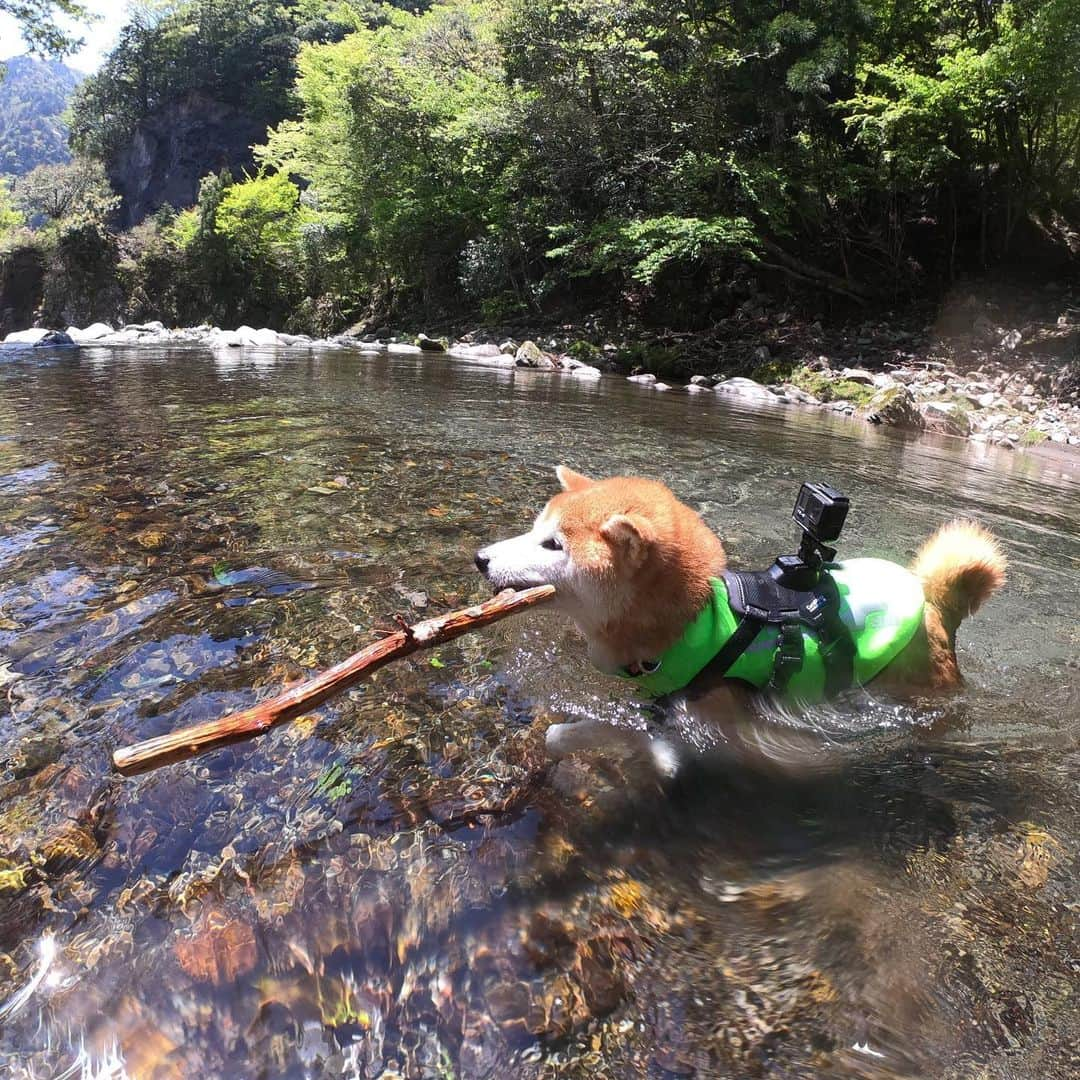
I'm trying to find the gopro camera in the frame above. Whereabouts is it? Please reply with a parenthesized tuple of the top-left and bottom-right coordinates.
(792, 482, 849, 546)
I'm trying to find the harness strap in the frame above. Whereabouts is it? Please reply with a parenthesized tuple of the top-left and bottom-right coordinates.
(811, 572, 856, 695)
(683, 613, 763, 698)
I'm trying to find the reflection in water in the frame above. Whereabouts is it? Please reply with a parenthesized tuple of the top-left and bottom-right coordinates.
(0, 345, 1077, 1078)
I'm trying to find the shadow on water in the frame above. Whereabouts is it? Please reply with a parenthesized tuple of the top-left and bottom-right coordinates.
(0, 345, 1077, 1078)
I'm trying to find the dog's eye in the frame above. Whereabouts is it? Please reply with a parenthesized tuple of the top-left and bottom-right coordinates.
(541, 536, 563, 551)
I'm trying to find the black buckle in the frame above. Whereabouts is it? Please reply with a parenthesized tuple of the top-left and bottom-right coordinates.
(770, 622, 804, 690)
(800, 593, 829, 630)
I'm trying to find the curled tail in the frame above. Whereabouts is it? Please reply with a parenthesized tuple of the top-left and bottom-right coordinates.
(911, 520, 1006, 637)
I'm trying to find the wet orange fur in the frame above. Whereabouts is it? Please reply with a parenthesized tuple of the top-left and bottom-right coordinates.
(550, 469, 1005, 693)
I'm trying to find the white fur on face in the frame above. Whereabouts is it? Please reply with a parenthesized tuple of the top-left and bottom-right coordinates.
(477, 505, 626, 672)
(476, 506, 570, 592)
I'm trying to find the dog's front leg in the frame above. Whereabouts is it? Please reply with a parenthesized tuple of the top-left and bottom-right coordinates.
(545, 719, 685, 780)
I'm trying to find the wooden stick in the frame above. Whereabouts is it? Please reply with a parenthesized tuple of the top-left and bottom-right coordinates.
(112, 585, 555, 776)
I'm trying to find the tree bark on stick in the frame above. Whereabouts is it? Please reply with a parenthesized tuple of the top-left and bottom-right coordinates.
(112, 585, 555, 776)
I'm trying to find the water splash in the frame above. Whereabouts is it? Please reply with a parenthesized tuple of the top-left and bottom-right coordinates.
(0, 936, 56, 1023)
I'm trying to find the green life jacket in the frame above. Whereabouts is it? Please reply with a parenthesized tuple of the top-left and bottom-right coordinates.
(619, 558, 924, 703)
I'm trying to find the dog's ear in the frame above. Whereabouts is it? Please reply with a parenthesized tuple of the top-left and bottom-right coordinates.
(556, 465, 595, 492)
(600, 513, 654, 567)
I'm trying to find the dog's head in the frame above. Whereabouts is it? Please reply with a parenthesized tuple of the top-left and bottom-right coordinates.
(475, 467, 726, 669)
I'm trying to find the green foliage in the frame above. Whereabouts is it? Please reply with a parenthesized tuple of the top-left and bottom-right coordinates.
(566, 339, 601, 364)
(215, 172, 301, 258)
(14, 0, 1080, 331)
(790, 367, 876, 405)
(260, 0, 517, 315)
(11, 158, 119, 228)
(0, 55, 82, 175)
(549, 216, 758, 285)
(0, 0, 92, 58)
(750, 358, 798, 385)
(0, 180, 22, 238)
(68, 0, 353, 181)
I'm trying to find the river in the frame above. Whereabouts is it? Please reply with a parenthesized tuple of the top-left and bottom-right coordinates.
(1, 345, 1077, 1078)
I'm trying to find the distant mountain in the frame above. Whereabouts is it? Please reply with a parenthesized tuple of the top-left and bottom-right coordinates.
(0, 55, 83, 176)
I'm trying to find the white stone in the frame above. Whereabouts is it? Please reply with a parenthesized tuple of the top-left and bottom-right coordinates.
(627, 373, 657, 384)
(80, 322, 114, 341)
(386, 342, 422, 354)
(713, 377, 780, 401)
(569, 364, 601, 378)
(3, 328, 49, 344)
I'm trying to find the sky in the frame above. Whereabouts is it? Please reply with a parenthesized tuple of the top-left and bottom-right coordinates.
(0, 0, 127, 73)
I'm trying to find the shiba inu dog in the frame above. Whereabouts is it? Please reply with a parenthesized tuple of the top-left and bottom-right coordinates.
(475, 467, 1006, 775)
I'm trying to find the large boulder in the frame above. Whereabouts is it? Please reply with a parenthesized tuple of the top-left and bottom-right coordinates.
(416, 333, 446, 352)
(252, 328, 283, 347)
(713, 377, 782, 402)
(514, 340, 547, 367)
(861, 386, 924, 430)
(4, 328, 50, 344)
(920, 400, 972, 437)
(447, 343, 514, 367)
(70, 322, 114, 342)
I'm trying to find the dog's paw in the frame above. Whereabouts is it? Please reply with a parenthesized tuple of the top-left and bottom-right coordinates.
(648, 736, 683, 781)
(544, 721, 580, 758)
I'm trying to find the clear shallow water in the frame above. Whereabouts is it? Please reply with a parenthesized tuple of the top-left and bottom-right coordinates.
(0, 345, 1077, 1078)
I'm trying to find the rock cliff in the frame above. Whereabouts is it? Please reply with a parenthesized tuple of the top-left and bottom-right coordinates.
(108, 92, 269, 227)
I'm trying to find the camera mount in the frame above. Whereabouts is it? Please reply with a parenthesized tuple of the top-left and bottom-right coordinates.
(769, 481, 850, 592)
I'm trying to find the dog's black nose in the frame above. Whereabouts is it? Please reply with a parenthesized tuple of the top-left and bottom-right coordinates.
(474, 552, 490, 574)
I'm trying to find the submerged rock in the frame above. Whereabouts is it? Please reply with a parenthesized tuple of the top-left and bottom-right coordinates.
(780, 384, 821, 406)
(33, 330, 77, 348)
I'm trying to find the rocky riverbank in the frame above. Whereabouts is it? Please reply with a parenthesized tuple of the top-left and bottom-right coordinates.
(4, 294, 1078, 451)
